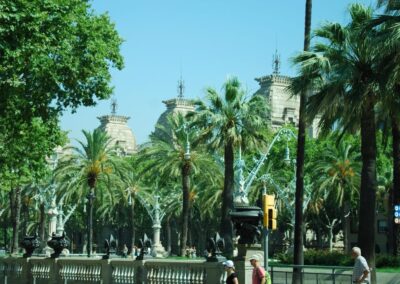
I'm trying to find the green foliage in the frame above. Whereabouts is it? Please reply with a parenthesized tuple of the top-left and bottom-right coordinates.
(0, 0, 124, 120)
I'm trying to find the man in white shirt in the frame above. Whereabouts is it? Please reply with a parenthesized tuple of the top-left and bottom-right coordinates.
(351, 247, 370, 284)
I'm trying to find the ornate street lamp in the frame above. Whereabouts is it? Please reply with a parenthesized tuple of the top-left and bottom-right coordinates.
(131, 192, 167, 257)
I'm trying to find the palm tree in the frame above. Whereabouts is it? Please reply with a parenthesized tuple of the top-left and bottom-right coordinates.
(138, 113, 221, 256)
(291, 4, 380, 282)
(314, 137, 361, 252)
(373, 0, 400, 256)
(55, 129, 121, 257)
(190, 77, 269, 257)
(292, 1, 312, 281)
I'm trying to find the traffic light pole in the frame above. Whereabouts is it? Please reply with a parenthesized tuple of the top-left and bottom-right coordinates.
(263, 228, 269, 272)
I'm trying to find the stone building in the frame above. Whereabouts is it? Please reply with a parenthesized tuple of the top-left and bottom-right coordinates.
(254, 51, 319, 138)
(97, 100, 137, 155)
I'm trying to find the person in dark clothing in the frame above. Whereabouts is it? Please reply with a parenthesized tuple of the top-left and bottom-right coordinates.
(223, 260, 239, 284)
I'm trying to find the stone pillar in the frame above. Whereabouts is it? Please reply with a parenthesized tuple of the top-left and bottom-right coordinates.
(204, 262, 225, 284)
(235, 244, 264, 284)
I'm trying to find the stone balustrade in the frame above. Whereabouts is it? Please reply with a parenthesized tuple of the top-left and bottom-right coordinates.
(0, 257, 226, 284)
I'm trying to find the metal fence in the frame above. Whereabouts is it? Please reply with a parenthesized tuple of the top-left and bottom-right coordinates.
(270, 264, 353, 284)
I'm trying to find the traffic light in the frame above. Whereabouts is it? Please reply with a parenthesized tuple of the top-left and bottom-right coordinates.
(263, 194, 278, 230)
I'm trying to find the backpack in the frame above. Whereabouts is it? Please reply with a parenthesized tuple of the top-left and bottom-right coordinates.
(256, 267, 271, 284)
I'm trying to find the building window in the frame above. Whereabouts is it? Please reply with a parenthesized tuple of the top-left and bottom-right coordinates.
(377, 220, 388, 233)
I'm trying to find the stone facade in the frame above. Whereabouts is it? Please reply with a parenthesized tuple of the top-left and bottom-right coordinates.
(97, 115, 137, 155)
(254, 74, 319, 138)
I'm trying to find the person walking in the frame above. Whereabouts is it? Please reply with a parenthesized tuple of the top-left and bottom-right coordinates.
(223, 260, 239, 284)
(249, 254, 271, 284)
(351, 247, 370, 283)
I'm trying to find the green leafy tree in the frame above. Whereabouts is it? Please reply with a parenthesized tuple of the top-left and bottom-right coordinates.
(190, 77, 269, 257)
(0, 0, 123, 122)
(0, 0, 123, 252)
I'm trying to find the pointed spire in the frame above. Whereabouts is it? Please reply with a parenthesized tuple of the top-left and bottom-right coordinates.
(111, 98, 117, 115)
(272, 49, 281, 75)
(177, 76, 185, 98)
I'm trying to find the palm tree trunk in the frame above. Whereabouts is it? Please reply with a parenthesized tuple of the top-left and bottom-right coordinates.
(293, 2, 312, 283)
(87, 187, 95, 257)
(130, 200, 136, 253)
(341, 201, 350, 253)
(292, 0, 312, 284)
(358, 99, 377, 283)
(391, 116, 400, 256)
(221, 141, 235, 257)
(10, 187, 21, 254)
(166, 217, 171, 254)
(180, 162, 191, 256)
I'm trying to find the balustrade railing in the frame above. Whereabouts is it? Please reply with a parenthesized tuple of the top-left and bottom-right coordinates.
(0, 257, 225, 284)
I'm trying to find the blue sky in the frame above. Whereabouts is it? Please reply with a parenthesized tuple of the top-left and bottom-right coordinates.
(60, 0, 375, 145)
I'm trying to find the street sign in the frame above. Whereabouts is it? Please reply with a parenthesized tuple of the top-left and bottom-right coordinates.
(394, 205, 400, 225)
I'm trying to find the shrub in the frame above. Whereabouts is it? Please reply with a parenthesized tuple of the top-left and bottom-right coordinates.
(275, 250, 400, 268)
(375, 255, 400, 268)
(275, 250, 351, 266)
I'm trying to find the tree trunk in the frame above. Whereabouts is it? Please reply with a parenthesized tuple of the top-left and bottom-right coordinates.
(10, 187, 22, 254)
(180, 162, 191, 256)
(221, 141, 235, 257)
(3, 218, 8, 250)
(22, 203, 29, 237)
(358, 99, 377, 283)
(392, 116, 400, 256)
(293, 2, 312, 283)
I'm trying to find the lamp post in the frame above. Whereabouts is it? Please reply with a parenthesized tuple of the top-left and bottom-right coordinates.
(132, 192, 167, 257)
(231, 127, 297, 264)
(234, 127, 297, 204)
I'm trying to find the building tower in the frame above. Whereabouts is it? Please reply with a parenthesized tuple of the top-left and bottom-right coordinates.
(155, 77, 195, 132)
(97, 99, 137, 155)
(254, 50, 319, 137)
